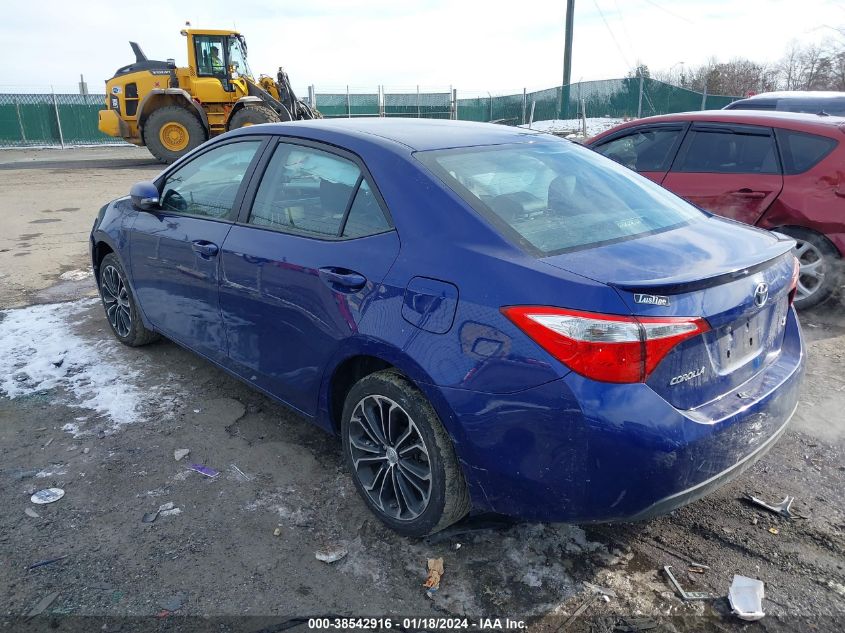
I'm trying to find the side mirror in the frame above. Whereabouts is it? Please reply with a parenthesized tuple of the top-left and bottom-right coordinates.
(130, 181, 160, 211)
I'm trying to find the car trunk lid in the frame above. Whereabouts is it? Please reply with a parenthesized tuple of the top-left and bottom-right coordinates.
(541, 217, 796, 409)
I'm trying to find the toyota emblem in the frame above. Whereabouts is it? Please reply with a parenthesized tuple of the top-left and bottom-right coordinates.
(753, 282, 769, 307)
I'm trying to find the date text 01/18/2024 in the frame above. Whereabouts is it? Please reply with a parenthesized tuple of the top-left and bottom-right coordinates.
(306, 617, 527, 630)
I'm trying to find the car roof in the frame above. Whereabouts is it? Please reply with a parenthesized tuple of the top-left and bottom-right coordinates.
(227, 118, 545, 152)
(590, 109, 845, 140)
(739, 90, 845, 100)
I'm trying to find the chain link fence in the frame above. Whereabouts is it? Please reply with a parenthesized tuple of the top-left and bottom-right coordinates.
(0, 79, 741, 148)
(0, 93, 118, 147)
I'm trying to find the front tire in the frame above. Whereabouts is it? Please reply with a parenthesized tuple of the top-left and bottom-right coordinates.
(341, 370, 470, 537)
(98, 253, 159, 347)
(143, 106, 207, 164)
(779, 227, 840, 310)
(228, 104, 283, 129)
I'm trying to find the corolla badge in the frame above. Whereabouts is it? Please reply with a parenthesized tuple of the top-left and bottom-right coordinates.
(753, 282, 769, 308)
(670, 366, 705, 386)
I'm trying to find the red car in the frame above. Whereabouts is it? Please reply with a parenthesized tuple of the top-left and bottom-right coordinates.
(588, 110, 844, 308)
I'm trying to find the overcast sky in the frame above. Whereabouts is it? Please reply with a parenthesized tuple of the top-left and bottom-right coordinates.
(5, 0, 844, 96)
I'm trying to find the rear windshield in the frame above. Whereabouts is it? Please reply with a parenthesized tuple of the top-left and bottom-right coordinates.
(416, 141, 703, 255)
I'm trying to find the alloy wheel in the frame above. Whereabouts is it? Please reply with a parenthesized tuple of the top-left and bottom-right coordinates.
(101, 264, 132, 338)
(793, 239, 826, 302)
(348, 394, 432, 521)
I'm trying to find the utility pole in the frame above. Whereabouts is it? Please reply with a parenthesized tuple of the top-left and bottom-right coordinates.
(561, 0, 575, 119)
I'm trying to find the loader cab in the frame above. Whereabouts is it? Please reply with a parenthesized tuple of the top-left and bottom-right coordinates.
(185, 29, 253, 93)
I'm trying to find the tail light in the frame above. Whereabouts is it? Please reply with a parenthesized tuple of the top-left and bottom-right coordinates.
(788, 255, 800, 305)
(501, 306, 710, 384)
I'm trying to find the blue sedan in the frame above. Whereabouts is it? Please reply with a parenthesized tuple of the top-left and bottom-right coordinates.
(90, 119, 804, 536)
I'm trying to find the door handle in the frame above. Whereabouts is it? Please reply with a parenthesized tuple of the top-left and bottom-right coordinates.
(191, 240, 219, 258)
(318, 267, 367, 291)
(730, 189, 767, 199)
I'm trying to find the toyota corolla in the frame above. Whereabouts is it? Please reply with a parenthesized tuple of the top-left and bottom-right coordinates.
(90, 119, 805, 536)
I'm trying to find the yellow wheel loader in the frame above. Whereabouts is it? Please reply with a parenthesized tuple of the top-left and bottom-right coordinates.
(98, 28, 318, 163)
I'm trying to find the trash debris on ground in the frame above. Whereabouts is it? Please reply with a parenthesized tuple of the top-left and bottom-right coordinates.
(42, 437, 53, 448)
(174, 449, 190, 461)
(82, 447, 90, 454)
(687, 566, 705, 574)
(583, 581, 617, 598)
(142, 510, 159, 523)
(746, 493, 795, 519)
(663, 565, 714, 601)
(273, 526, 282, 537)
(189, 463, 219, 479)
(143, 501, 180, 523)
(24, 507, 40, 518)
(614, 617, 659, 632)
(768, 527, 780, 535)
(423, 557, 444, 596)
(27, 555, 68, 570)
(26, 591, 60, 618)
(30, 488, 64, 504)
(728, 575, 765, 621)
(560, 592, 600, 630)
(315, 544, 348, 564)
(159, 594, 185, 612)
(12, 468, 39, 481)
(228, 463, 254, 482)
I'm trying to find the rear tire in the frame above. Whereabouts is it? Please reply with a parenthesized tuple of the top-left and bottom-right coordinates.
(341, 370, 470, 537)
(98, 253, 159, 347)
(779, 227, 840, 310)
(228, 104, 282, 129)
(143, 106, 207, 164)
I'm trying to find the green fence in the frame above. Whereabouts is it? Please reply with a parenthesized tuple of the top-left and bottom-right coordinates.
(0, 79, 742, 147)
(0, 93, 116, 147)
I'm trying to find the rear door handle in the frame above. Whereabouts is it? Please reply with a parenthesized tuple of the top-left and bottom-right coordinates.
(191, 240, 219, 258)
(730, 189, 767, 199)
(318, 267, 367, 291)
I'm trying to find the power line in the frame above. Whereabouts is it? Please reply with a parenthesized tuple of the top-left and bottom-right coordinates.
(641, 0, 696, 25)
(612, 0, 639, 64)
(591, 0, 632, 69)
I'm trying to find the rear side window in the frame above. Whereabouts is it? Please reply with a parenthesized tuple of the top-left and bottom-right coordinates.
(775, 129, 838, 174)
(249, 143, 389, 238)
(416, 141, 703, 255)
(593, 127, 683, 172)
(673, 128, 779, 174)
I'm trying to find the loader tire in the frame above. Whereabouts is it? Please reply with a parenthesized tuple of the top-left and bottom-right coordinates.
(229, 104, 284, 129)
(144, 106, 207, 164)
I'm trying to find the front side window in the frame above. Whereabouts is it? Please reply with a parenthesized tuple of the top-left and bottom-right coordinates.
(594, 127, 683, 172)
(416, 141, 703, 255)
(249, 144, 362, 237)
(194, 35, 226, 76)
(673, 128, 779, 174)
(160, 141, 261, 219)
(227, 36, 252, 79)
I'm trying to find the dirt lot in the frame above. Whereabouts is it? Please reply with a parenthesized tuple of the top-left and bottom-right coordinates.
(1, 146, 844, 632)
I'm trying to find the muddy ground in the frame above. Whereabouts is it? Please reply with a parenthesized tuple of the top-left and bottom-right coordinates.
(0, 147, 844, 632)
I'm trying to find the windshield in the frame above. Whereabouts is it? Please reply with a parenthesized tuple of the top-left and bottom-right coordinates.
(415, 140, 704, 255)
(228, 36, 252, 79)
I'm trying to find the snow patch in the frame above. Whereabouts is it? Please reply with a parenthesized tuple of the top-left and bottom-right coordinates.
(522, 117, 627, 139)
(59, 269, 93, 282)
(0, 299, 151, 429)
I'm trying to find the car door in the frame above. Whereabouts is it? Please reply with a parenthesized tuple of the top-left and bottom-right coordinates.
(219, 139, 400, 415)
(129, 137, 265, 363)
(590, 123, 686, 184)
(661, 123, 784, 225)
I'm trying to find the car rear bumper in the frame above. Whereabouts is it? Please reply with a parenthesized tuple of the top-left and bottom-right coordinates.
(436, 307, 805, 523)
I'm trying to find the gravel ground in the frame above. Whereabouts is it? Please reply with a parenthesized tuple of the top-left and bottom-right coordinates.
(0, 146, 843, 632)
